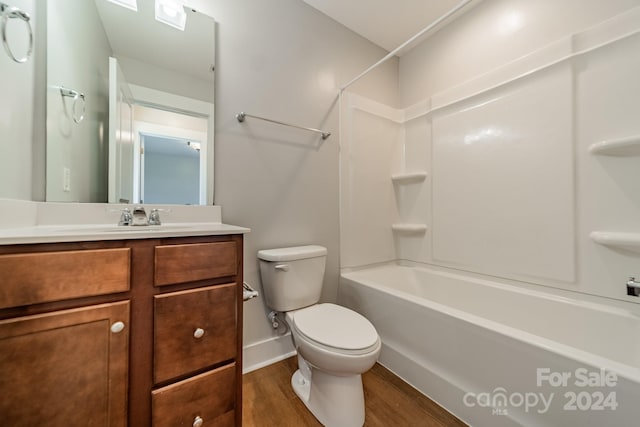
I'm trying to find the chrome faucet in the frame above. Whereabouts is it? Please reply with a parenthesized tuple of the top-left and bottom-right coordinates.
(148, 209, 161, 226)
(131, 206, 149, 226)
(627, 277, 640, 297)
(118, 208, 132, 226)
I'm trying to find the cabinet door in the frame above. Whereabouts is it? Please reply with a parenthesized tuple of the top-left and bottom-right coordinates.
(0, 301, 129, 427)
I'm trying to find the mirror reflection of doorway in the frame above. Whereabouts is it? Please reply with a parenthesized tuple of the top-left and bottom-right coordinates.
(140, 134, 201, 205)
(131, 104, 208, 205)
(109, 57, 214, 204)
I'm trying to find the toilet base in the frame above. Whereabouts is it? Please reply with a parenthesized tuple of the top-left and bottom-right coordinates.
(291, 368, 365, 427)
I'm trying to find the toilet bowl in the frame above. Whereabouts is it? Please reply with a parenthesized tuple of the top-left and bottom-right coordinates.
(257, 246, 381, 426)
(286, 303, 380, 376)
(286, 304, 381, 427)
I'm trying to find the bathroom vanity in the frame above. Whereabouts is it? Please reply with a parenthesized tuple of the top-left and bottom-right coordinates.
(0, 204, 248, 427)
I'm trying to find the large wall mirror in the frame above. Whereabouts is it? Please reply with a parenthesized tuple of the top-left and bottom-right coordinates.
(0, 0, 215, 204)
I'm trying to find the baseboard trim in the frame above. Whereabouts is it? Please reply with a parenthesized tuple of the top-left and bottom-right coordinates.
(242, 333, 296, 374)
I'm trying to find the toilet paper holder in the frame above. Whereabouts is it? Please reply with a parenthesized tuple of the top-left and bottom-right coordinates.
(243, 281, 259, 301)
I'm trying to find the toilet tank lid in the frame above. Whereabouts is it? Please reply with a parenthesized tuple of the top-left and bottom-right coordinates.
(258, 245, 327, 262)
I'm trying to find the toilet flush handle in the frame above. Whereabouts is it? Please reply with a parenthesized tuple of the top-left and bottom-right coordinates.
(275, 264, 289, 272)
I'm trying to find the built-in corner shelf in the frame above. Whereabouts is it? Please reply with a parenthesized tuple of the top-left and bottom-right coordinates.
(590, 231, 640, 253)
(391, 171, 428, 184)
(588, 135, 640, 156)
(392, 223, 428, 234)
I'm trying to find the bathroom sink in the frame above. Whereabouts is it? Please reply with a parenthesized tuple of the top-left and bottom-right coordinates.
(52, 224, 197, 233)
(102, 225, 196, 232)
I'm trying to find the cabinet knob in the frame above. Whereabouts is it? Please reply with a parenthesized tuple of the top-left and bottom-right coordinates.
(111, 321, 125, 333)
(193, 415, 204, 427)
(193, 328, 205, 339)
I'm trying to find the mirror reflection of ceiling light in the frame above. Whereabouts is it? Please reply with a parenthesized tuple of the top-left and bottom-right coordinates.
(498, 11, 523, 35)
(155, 0, 187, 31)
(106, 0, 138, 12)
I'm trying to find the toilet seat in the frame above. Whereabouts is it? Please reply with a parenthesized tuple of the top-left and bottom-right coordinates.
(291, 304, 379, 355)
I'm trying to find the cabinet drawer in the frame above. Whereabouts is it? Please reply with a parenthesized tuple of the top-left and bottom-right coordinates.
(152, 363, 236, 427)
(154, 242, 237, 287)
(0, 248, 130, 309)
(154, 284, 237, 383)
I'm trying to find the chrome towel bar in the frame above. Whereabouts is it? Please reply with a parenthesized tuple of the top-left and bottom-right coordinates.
(236, 112, 331, 140)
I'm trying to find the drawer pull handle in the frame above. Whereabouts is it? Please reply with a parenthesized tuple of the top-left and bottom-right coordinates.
(193, 415, 204, 427)
(193, 328, 205, 339)
(111, 321, 125, 334)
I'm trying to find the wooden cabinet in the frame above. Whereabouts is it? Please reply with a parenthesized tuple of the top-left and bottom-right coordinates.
(154, 242, 237, 286)
(152, 364, 236, 427)
(0, 234, 244, 427)
(154, 284, 237, 384)
(0, 301, 129, 427)
(0, 247, 130, 308)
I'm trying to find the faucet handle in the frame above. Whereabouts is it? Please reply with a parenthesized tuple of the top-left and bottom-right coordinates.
(107, 207, 133, 226)
(148, 208, 171, 226)
(149, 209, 162, 225)
(118, 208, 132, 226)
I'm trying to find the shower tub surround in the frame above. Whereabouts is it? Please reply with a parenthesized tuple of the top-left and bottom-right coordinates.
(340, 264, 640, 426)
(338, 6, 640, 426)
(340, 6, 640, 303)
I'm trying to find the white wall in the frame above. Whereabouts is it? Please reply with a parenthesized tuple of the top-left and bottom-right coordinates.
(46, 0, 111, 202)
(340, 0, 640, 306)
(399, 0, 640, 106)
(134, 104, 208, 132)
(0, 0, 44, 201)
(117, 55, 214, 104)
(188, 0, 399, 370)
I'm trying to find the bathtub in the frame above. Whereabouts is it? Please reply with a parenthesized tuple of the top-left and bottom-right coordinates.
(339, 264, 640, 427)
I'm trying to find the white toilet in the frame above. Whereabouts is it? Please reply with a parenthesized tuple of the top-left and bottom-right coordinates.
(258, 245, 381, 427)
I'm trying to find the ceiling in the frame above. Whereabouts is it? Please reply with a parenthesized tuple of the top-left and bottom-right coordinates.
(301, 0, 472, 53)
(95, 0, 215, 81)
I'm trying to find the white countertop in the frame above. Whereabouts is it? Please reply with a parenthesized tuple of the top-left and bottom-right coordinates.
(0, 223, 250, 245)
(0, 199, 250, 245)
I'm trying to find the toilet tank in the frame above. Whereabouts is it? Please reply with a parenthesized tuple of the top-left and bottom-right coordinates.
(258, 245, 327, 312)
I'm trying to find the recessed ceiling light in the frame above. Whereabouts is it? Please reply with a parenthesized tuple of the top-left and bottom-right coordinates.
(155, 0, 187, 31)
(106, 0, 138, 12)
